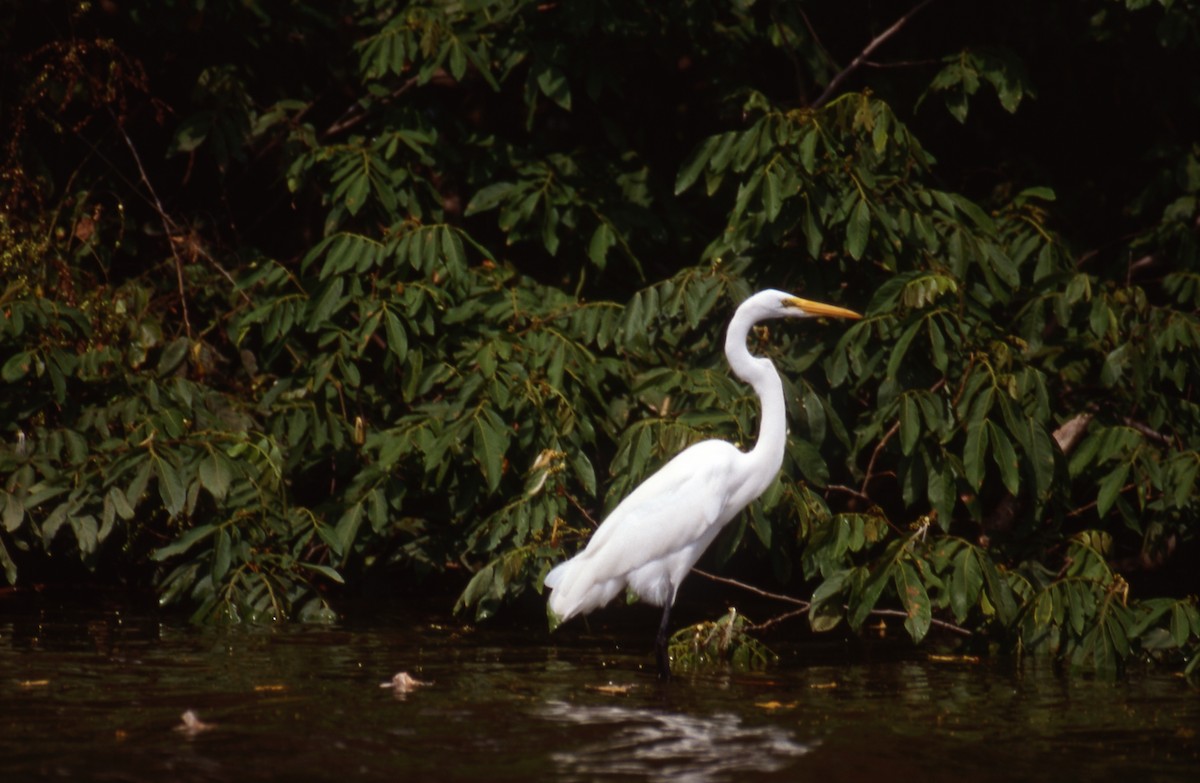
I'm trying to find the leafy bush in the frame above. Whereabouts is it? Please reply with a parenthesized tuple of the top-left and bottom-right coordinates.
(1, 0, 1197, 673)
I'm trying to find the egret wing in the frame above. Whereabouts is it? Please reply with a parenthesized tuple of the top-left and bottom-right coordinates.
(583, 440, 739, 560)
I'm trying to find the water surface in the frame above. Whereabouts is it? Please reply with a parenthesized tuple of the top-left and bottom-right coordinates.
(2, 597, 1197, 782)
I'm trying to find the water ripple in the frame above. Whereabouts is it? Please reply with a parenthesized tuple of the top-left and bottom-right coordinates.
(541, 700, 812, 782)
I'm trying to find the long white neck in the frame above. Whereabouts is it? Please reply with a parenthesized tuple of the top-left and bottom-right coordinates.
(723, 305, 788, 500)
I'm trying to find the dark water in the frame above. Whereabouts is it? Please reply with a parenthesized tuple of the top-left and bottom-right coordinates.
(2, 597, 1198, 783)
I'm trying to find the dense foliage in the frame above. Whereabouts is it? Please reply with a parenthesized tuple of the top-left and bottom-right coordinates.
(1, 0, 1197, 674)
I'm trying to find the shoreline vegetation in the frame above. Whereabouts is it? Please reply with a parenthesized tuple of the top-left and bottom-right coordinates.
(1, 1, 1197, 675)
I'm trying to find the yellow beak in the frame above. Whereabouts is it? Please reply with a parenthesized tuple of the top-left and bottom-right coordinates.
(785, 297, 862, 320)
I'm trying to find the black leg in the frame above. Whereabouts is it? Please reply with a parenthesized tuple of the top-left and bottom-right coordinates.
(655, 601, 672, 680)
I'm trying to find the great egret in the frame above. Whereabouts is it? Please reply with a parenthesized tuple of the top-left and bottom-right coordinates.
(544, 289, 861, 678)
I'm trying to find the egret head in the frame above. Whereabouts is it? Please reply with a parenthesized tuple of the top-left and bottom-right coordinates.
(741, 289, 862, 322)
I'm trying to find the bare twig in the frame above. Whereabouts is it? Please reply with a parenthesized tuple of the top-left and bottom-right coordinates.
(1064, 482, 1141, 519)
(866, 607, 973, 637)
(825, 483, 875, 504)
(1123, 416, 1176, 448)
(103, 112, 253, 311)
(566, 492, 601, 529)
(813, 0, 938, 108)
(186, 237, 254, 306)
(861, 420, 900, 496)
(860, 57, 941, 69)
(113, 119, 192, 337)
(323, 75, 422, 139)
(693, 567, 808, 606)
(752, 607, 810, 632)
(692, 567, 972, 637)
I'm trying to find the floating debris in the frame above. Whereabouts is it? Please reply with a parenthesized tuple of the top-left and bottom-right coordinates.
(253, 683, 288, 693)
(927, 653, 981, 665)
(586, 682, 636, 696)
(380, 672, 429, 694)
(174, 710, 215, 735)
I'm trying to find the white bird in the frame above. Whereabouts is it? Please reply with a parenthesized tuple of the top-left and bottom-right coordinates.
(544, 289, 861, 678)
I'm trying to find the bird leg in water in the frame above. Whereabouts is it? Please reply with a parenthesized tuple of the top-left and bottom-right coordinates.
(655, 602, 672, 680)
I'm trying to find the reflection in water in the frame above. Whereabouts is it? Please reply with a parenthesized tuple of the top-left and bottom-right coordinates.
(542, 700, 812, 783)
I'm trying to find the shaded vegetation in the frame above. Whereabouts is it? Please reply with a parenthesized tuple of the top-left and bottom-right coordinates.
(1, 0, 1197, 674)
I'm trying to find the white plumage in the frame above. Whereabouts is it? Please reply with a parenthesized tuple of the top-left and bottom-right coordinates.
(544, 289, 860, 677)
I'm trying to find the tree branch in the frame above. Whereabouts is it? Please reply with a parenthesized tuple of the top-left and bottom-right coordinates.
(323, 74, 423, 139)
(813, 0, 938, 108)
(861, 420, 899, 496)
(693, 567, 808, 606)
(692, 567, 972, 636)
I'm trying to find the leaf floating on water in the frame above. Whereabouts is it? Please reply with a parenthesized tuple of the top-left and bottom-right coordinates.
(18, 679, 50, 688)
(927, 653, 981, 665)
(175, 709, 215, 735)
(253, 683, 288, 692)
(380, 671, 429, 695)
(809, 681, 838, 690)
(755, 700, 798, 711)
(586, 682, 636, 696)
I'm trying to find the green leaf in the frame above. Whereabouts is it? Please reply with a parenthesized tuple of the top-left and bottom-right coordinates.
(71, 515, 99, 556)
(927, 462, 955, 525)
(886, 320, 922, 383)
(988, 422, 1020, 495)
(536, 64, 572, 111)
(763, 168, 782, 221)
(809, 569, 849, 632)
(894, 561, 932, 643)
(849, 563, 892, 630)
(2, 350, 33, 381)
(798, 128, 818, 173)
(126, 457, 153, 509)
(1096, 462, 1130, 518)
(448, 40, 467, 80)
(157, 337, 189, 376)
(964, 418, 990, 490)
(465, 182, 516, 215)
(152, 523, 217, 561)
(1170, 603, 1191, 648)
(570, 451, 597, 497)
(675, 135, 720, 195)
(198, 452, 232, 502)
(307, 276, 346, 331)
(212, 527, 232, 582)
(0, 536, 16, 585)
(2, 492, 24, 533)
(155, 456, 186, 517)
(846, 198, 871, 260)
(950, 546, 984, 623)
(542, 205, 561, 255)
(791, 438, 830, 487)
(302, 562, 346, 584)
(473, 410, 509, 492)
(441, 227, 467, 270)
(899, 395, 920, 455)
(333, 503, 363, 558)
(384, 309, 408, 362)
(1028, 422, 1056, 497)
(588, 223, 616, 269)
(106, 486, 134, 521)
